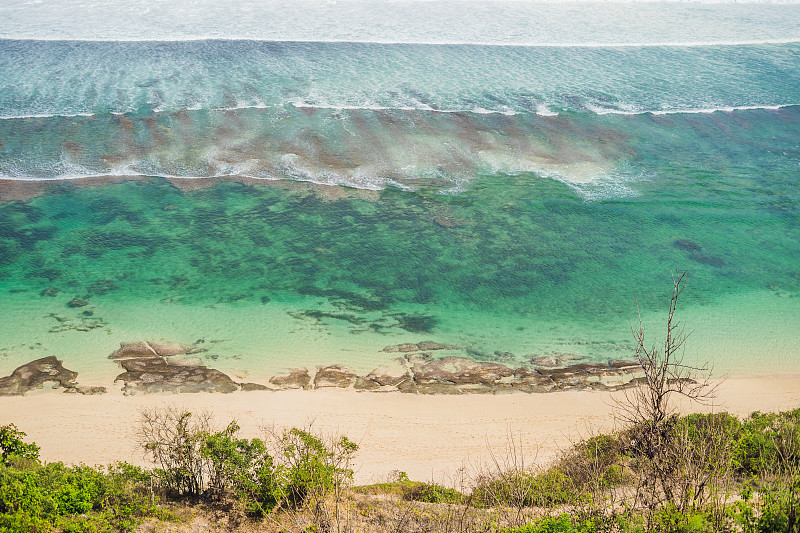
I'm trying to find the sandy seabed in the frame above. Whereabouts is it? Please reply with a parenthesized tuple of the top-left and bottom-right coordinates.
(3, 375, 799, 486)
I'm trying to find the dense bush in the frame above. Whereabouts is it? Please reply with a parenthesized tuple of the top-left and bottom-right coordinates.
(0, 460, 169, 533)
(473, 467, 583, 509)
(0, 424, 40, 465)
(400, 481, 463, 504)
(137, 409, 358, 517)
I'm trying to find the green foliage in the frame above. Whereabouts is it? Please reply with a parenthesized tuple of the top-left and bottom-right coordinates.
(732, 409, 800, 478)
(0, 424, 40, 466)
(199, 421, 278, 516)
(473, 467, 584, 509)
(648, 506, 715, 533)
(400, 481, 463, 504)
(0, 460, 171, 533)
(273, 428, 358, 509)
(502, 513, 617, 533)
(138, 410, 358, 517)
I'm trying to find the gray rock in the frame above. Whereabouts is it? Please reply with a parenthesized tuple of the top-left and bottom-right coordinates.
(109, 341, 193, 359)
(65, 385, 108, 395)
(353, 377, 381, 391)
(269, 368, 312, 390)
(240, 382, 270, 391)
(382, 343, 422, 353)
(364, 358, 411, 387)
(382, 341, 454, 353)
(0, 356, 87, 396)
(314, 365, 357, 388)
(109, 341, 256, 394)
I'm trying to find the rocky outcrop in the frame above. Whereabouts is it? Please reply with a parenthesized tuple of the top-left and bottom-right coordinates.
(108, 341, 265, 395)
(268, 352, 644, 395)
(269, 368, 312, 390)
(98, 339, 646, 396)
(314, 365, 357, 388)
(0, 356, 106, 396)
(408, 356, 515, 394)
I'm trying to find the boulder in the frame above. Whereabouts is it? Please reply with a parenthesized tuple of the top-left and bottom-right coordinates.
(108, 341, 257, 394)
(353, 377, 382, 391)
(113, 357, 240, 394)
(314, 365, 357, 388)
(363, 358, 411, 387)
(269, 368, 312, 390)
(0, 356, 87, 396)
(109, 341, 193, 359)
(240, 382, 270, 391)
(411, 356, 513, 386)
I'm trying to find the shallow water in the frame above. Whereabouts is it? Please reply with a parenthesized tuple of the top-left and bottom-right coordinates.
(1, 14, 799, 384)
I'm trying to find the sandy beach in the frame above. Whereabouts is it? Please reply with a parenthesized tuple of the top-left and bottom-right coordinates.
(4, 374, 798, 486)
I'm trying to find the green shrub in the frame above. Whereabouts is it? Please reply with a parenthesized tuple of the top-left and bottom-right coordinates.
(272, 428, 358, 509)
(0, 424, 40, 465)
(502, 513, 618, 533)
(649, 506, 715, 533)
(0, 459, 170, 533)
(733, 409, 800, 478)
(199, 421, 278, 516)
(473, 467, 583, 509)
(400, 481, 463, 504)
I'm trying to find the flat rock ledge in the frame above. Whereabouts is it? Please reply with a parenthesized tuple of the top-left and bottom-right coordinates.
(0, 356, 106, 396)
(109, 342, 267, 395)
(270, 355, 645, 395)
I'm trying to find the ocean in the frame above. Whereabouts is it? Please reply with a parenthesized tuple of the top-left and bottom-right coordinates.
(0, 1, 799, 385)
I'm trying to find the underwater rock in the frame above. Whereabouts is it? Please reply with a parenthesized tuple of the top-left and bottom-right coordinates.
(109, 341, 193, 359)
(269, 368, 312, 390)
(531, 356, 558, 367)
(314, 365, 357, 388)
(67, 298, 89, 308)
(87, 279, 117, 295)
(383, 343, 420, 353)
(674, 239, 702, 251)
(690, 253, 725, 267)
(39, 287, 60, 297)
(0, 356, 101, 395)
(382, 341, 454, 353)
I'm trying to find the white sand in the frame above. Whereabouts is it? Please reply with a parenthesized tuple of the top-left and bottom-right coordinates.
(3, 375, 799, 485)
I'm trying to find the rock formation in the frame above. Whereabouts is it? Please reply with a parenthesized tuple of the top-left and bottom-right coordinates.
(108, 341, 266, 395)
(0, 356, 106, 396)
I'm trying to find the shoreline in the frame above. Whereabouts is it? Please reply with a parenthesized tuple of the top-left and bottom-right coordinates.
(3, 374, 798, 486)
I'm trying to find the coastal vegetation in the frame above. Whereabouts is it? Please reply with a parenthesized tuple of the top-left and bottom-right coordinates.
(2, 273, 798, 532)
(1, 406, 799, 532)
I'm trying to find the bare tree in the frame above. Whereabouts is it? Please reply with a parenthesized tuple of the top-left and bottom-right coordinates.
(615, 270, 718, 516)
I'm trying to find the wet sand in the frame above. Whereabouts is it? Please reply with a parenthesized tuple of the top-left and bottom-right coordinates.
(3, 374, 798, 486)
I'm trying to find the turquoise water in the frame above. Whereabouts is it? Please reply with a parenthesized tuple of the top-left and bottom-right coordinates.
(1, 30, 799, 384)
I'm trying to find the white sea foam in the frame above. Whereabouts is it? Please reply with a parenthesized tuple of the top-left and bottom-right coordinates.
(1, 0, 799, 46)
(584, 103, 796, 116)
